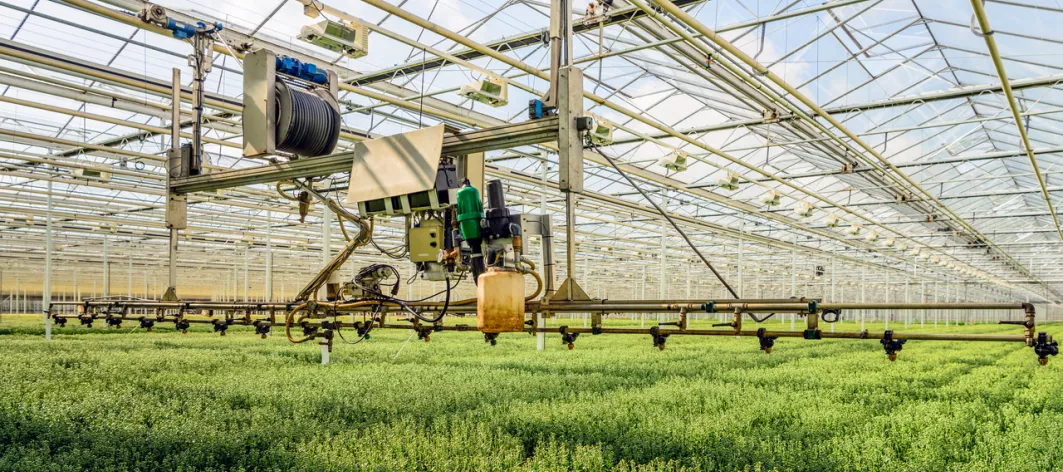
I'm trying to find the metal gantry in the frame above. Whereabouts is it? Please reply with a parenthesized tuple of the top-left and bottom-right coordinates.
(0, 0, 1062, 315)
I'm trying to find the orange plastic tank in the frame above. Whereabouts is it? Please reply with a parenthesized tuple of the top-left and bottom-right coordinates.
(477, 268, 526, 333)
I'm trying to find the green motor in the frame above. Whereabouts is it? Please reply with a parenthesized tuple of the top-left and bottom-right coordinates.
(456, 180, 483, 241)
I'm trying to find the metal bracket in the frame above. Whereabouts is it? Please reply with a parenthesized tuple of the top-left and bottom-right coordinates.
(555, 277, 590, 301)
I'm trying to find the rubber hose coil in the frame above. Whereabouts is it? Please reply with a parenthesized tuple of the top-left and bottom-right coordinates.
(275, 80, 341, 158)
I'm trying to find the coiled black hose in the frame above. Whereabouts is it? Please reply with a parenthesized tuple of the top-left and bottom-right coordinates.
(275, 80, 340, 158)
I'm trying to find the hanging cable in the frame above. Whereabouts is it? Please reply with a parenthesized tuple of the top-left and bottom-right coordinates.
(588, 143, 739, 298)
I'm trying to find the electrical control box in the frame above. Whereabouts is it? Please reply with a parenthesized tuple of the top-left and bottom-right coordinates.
(409, 219, 445, 263)
(298, 19, 369, 59)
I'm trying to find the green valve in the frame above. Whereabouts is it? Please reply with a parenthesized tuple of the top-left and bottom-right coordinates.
(809, 300, 818, 314)
(456, 181, 483, 241)
(702, 301, 715, 313)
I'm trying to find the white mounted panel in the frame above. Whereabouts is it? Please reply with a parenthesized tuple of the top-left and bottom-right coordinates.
(345, 125, 445, 204)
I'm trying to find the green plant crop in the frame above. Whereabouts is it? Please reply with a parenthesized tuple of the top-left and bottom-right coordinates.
(0, 315, 1059, 471)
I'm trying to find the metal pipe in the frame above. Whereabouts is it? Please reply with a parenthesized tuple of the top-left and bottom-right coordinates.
(51, 314, 1029, 344)
(565, 191, 576, 298)
(44, 179, 52, 340)
(969, 0, 1062, 241)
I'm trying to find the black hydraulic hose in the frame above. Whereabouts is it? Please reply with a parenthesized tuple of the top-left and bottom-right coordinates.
(748, 313, 776, 323)
(588, 144, 739, 298)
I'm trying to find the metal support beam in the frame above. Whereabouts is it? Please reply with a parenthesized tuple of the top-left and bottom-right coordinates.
(969, 0, 1062, 242)
(171, 117, 561, 194)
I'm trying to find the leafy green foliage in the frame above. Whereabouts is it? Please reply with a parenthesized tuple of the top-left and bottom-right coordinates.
(0, 316, 1059, 471)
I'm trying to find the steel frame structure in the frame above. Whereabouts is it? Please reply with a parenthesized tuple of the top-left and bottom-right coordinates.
(1, 0, 1063, 322)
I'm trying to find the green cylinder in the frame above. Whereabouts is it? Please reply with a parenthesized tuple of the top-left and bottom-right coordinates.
(456, 183, 483, 240)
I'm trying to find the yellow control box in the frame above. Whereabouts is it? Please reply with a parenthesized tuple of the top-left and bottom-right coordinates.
(409, 219, 444, 262)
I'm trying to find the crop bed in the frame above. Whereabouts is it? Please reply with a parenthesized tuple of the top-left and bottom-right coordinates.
(0, 315, 1060, 471)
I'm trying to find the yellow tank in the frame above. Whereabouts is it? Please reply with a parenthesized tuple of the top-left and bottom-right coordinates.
(477, 268, 526, 333)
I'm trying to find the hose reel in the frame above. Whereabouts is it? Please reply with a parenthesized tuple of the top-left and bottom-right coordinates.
(243, 48, 341, 159)
(275, 80, 340, 158)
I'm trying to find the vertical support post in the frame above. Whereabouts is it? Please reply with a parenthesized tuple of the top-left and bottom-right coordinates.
(243, 247, 250, 302)
(640, 265, 646, 328)
(860, 266, 866, 331)
(737, 237, 744, 298)
(127, 253, 133, 299)
(921, 278, 926, 328)
(933, 281, 939, 327)
(44, 179, 52, 340)
(830, 257, 836, 333)
(539, 158, 555, 300)
(659, 233, 665, 324)
(885, 269, 890, 330)
(556, 63, 584, 300)
(320, 206, 331, 301)
(103, 236, 110, 297)
(790, 250, 796, 332)
(163, 68, 185, 302)
(265, 210, 273, 302)
(904, 264, 910, 328)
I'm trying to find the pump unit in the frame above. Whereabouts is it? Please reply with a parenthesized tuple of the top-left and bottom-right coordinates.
(883, 237, 895, 247)
(298, 19, 369, 59)
(585, 113, 614, 145)
(846, 223, 861, 236)
(864, 230, 879, 242)
(759, 190, 781, 206)
(793, 201, 814, 218)
(910, 247, 921, 257)
(657, 151, 689, 172)
(458, 77, 508, 107)
(73, 168, 112, 182)
(823, 213, 839, 228)
(243, 48, 341, 159)
(716, 171, 740, 190)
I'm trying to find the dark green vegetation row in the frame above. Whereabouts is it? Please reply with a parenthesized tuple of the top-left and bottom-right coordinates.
(1, 316, 1060, 471)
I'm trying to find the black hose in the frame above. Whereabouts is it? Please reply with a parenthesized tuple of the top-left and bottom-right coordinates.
(821, 309, 842, 323)
(275, 81, 340, 158)
(748, 313, 776, 323)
